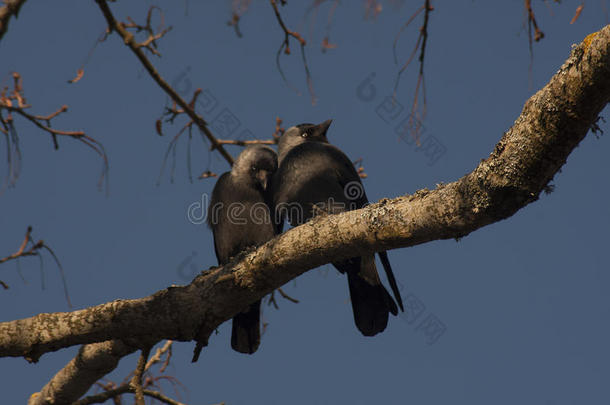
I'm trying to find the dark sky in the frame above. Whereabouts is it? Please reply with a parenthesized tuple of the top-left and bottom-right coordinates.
(1, 1, 609, 404)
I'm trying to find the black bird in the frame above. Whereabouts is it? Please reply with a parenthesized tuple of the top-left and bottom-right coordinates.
(273, 120, 404, 336)
(207, 145, 277, 354)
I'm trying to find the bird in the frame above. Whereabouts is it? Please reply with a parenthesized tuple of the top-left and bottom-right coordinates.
(273, 119, 404, 336)
(204, 145, 277, 355)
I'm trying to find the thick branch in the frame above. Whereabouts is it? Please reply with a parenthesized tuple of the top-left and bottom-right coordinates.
(5, 25, 610, 401)
(28, 341, 174, 405)
(28, 340, 137, 405)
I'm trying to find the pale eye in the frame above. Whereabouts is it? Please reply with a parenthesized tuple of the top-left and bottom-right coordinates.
(301, 132, 309, 138)
(251, 166, 257, 171)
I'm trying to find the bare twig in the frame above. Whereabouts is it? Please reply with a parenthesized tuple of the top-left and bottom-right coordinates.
(271, 0, 306, 48)
(322, 0, 340, 52)
(364, 0, 383, 19)
(0, 226, 35, 265)
(228, 0, 252, 37)
(267, 290, 279, 309)
(272, 116, 285, 140)
(68, 29, 109, 84)
(94, 0, 234, 165)
(72, 382, 130, 405)
(131, 347, 151, 405)
(525, 0, 545, 42)
(0, 226, 72, 307)
(157, 119, 195, 184)
(524, 0, 546, 88)
(277, 287, 299, 303)
(69, 341, 181, 405)
(393, 1, 433, 143)
(0, 72, 108, 192)
(122, 6, 172, 57)
(215, 138, 275, 147)
(74, 384, 187, 405)
(139, 389, 188, 405)
(198, 170, 218, 179)
(352, 158, 368, 179)
(302, 0, 339, 52)
(145, 340, 173, 372)
(571, 3, 585, 24)
(270, 0, 317, 104)
(266, 287, 299, 309)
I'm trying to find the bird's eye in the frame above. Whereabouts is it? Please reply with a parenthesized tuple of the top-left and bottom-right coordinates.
(251, 166, 257, 172)
(301, 132, 309, 138)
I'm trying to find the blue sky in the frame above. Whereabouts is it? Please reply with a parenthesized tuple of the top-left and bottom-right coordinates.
(1, 1, 609, 404)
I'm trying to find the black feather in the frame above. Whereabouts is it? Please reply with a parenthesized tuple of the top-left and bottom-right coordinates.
(273, 121, 402, 336)
(193, 146, 277, 360)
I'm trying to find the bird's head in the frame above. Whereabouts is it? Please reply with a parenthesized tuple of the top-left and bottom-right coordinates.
(278, 119, 332, 163)
(232, 145, 278, 191)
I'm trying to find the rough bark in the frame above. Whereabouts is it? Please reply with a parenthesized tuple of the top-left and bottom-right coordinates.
(28, 340, 136, 405)
(5, 25, 610, 405)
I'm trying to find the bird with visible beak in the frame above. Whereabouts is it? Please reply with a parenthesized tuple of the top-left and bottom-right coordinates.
(273, 119, 404, 336)
(194, 145, 277, 360)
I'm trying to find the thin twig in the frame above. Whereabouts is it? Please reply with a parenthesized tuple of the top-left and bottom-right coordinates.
(272, 116, 285, 140)
(525, 0, 545, 88)
(74, 384, 188, 405)
(145, 340, 173, 372)
(525, 0, 545, 42)
(392, 1, 433, 142)
(0, 73, 108, 191)
(392, 5, 425, 65)
(277, 287, 299, 303)
(0, 227, 72, 306)
(73, 383, 130, 405)
(94, 0, 234, 165)
(131, 347, 151, 405)
(228, 0, 252, 38)
(570, 3, 585, 24)
(215, 139, 275, 147)
(270, 0, 317, 104)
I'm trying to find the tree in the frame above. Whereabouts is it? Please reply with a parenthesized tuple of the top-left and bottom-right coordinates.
(1, 1, 609, 404)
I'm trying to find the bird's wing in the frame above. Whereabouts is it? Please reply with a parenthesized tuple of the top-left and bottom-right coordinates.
(323, 145, 404, 311)
(208, 172, 234, 264)
(322, 144, 369, 209)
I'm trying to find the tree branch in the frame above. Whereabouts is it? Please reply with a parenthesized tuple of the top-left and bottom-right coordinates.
(1, 72, 109, 191)
(0, 226, 72, 307)
(27, 340, 137, 405)
(270, 0, 316, 104)
(8, 24, 610, 402)
(94, 0, 235, 165)
(131, 346, 151, 405)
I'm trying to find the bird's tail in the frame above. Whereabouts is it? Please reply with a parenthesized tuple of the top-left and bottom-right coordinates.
(378, 251, 404, 312)
(340, 255, 398, 336)
(231, 301, 261, 354)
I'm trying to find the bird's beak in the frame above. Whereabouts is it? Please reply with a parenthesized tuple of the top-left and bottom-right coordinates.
(314, 119, 333, 139)
(256, 170, 270, 191)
